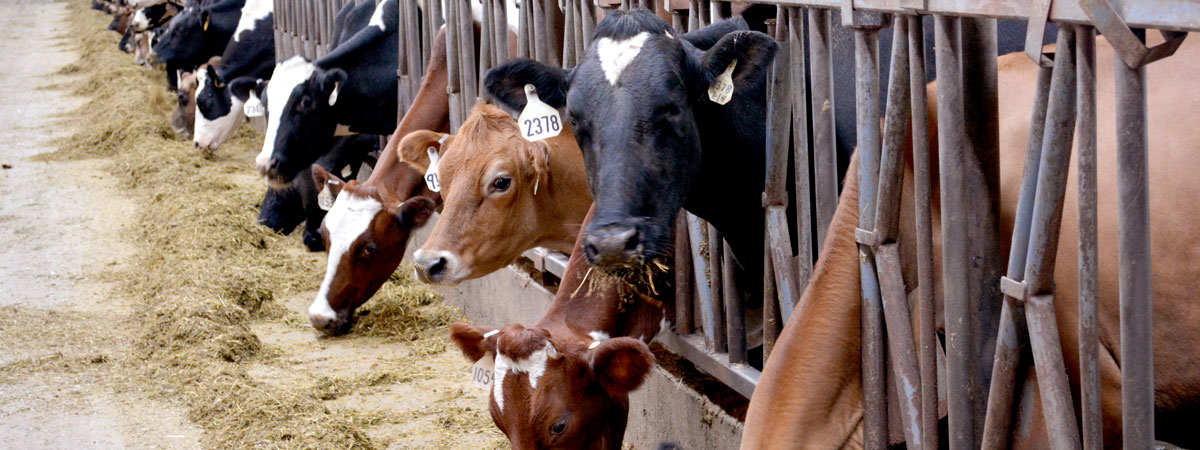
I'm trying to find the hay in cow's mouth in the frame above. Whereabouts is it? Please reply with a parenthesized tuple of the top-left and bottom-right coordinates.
(43, 2, 504, 448)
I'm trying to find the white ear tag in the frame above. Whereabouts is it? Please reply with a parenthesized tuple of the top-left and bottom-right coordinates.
(517, 84, 562, 142)
(328, 81, 340, 106)
(243, 92, 265, 117)
(318, 181, 338, 211)
(707, 60, 736, 105)
(471, 351, 495, 390)
(423, 146, 441, 192)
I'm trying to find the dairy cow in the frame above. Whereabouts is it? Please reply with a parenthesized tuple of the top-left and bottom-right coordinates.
(192, 0, 273, 152)
(152, 0, 244, 73)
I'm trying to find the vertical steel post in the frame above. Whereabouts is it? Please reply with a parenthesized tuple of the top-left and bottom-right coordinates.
(907, 14, 937, 450)
(674, 214, 695, 335)
(1075, 25, 1103, 450)
(764, 11, 800, 323)
(444, 0, 463, 129)
(853, 24, 887, 450)
(458, 0, 478, 104)
(708, 225, 728, 353)
(934, 15, 973, 450)
(787, 7, 812, 290)
(1115, 28, 1154, 450)
(723, 238, 745, 364)
(808, 8, 838, 251)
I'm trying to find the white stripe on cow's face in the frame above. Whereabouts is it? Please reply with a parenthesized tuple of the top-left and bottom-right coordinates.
(257, 56, 316, 170)
(595, 32, 651, 86)
(492, 341, 558, 413)
(193, 68, 246, 151)
(233, 0, 272, 42)
(309, 192, 383, 326)
(368, 0, 392, 31)
(131, 9, 150, 31)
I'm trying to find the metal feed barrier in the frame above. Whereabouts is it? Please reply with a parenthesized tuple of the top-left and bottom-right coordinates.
(280, 0, 1198, 446)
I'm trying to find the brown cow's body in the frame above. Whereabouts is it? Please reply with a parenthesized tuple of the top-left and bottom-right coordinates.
(399, 103, 591, 285)
(451, 206, 671, 450)
(742, 34, 1200, 448)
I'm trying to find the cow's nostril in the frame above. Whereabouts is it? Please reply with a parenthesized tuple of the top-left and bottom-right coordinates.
(425, 257, 447, 278)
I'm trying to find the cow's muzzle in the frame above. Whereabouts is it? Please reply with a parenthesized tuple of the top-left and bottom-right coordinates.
(583, 223, 643, 268)
(413, 249, 464, 285)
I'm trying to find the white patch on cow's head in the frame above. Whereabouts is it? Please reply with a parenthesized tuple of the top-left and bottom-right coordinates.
(588, 331, 610, 342)
(492, 341, 559, 413)
(595, 32, 651, 86)
(132, 9, 150, 31)
(233, 0, 272, 42)
(368, 0, 392, 31)
(309, 192, 383, 325)
(258, 56, 316, 170)
(193, 68, 246, 151)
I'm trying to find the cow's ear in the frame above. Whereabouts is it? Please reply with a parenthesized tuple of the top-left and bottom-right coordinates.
(523, 141, 551, 195)
(229, 76, 256, 102)
(393, 196, 435, 229)
(397, 130, 451, 172)
(205, 65, 224, 89)
(484, 59, 569, 114)
(321, 68, 348, 106)
(311, 164, 346, 197)
(449, 322, 499, 363)
(589, 337, 654, 395)
(695, 30, 777, 95)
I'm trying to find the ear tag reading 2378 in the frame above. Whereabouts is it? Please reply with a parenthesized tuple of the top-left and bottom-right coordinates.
(244, 92, 265, 118)
(518, 84, 562, 142)
(707, 60, 736, 105)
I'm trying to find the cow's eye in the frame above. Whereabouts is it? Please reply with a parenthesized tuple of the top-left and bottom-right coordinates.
(361, 242, 377, 257)
(298, 96, 313, 110)
(550, 420, 567, 435)
(490, 176, 511, 193)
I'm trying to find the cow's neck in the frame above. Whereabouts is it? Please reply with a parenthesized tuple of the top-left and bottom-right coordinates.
(314, 27, 398, 135)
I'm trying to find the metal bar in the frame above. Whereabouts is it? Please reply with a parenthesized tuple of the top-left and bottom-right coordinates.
(906, 14, 937, 450)
(480, 0, 494, 93)
(763, 21, 801, 322)
(562, 0, 576, 67)
(808, 7, 837, 251)
(445, 0, 463, 129)
(533, 0, 548, 62)
(407, 0, 424, 111)
(933, 15, 973, 450)
(877, 244, 923, 450)
(655, 331, 760, 398)
(688, 0, 699, 31)
(872, 18, 910, 243)
(518, 0, 531, 58)
(494, 0, 509, 65)
(723, 238, 746, 364)
(1075, 24, 1103, 450)
(763, 228, 780, 359)
(674, 213, 695, 335)
(767, 207, 801, 321)
(979, 63, 1053, 450)
(1115, 27, 1154, 450)
(853, 25, 887, 450)
(707, 224, 728, 353)
(580, 0, 596, 50)
(787, 7, 813, 290)
(686, 214, 718, 346)
(458, 0, 478, 105)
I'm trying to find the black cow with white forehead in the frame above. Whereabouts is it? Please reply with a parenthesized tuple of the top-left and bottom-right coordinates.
(193, 0, 273, 152)
(152, 0, 244, 73)
(486, 9, 776, 279)
(255, 0, 398, 187)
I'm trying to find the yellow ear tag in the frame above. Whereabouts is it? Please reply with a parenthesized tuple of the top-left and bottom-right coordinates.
(707, 60, 736, 105)
(203, 16, 209, 31)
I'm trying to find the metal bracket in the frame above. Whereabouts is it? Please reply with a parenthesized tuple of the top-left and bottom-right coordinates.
(841, 0, 890, 30)
(1078, 0, 1188, 68)
(1000, 276, 1028, 304)
(854, 228, 878, 247)
(1024, 0, 1055, 67)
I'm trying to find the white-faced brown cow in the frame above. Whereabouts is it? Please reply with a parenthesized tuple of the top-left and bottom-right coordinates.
(742, 34, 1200, 449)
(397, 102, 591, 285)
(451, 206, 671, 450)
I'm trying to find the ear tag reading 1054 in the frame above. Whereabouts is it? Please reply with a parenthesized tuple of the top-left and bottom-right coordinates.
(424, 146, 441, 192)
(244, 92, 265, 117)
(707, 60, 736, 105)
(317, 182, 337, 211)
(471, 351, 495, 390)
(517, 84, 562, 142)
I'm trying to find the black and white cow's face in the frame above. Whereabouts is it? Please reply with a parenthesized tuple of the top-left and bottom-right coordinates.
(485, 9, 776, 269)
(193, 65, 243, 152)
(255, 56, 346, 188)
(152, 5, 203, 66)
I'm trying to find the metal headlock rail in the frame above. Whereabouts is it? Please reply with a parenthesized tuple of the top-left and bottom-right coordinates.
(280, 0, 1198, 446)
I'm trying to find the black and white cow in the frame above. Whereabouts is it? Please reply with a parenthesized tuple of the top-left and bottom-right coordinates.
(258, 134, 377, 252)
(486, 10, 776, 284)
(129, 1, 181, 34)
(152, 0, 244, 73)
(254, 0, 399, 188)
(193, 0, 273, 152)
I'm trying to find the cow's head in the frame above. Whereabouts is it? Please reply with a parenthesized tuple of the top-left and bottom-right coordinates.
(451, 323, 654, 450)
(485, 9, 775, 270)
(257, 184, 304, 235)
(306, 167, 436, 335)
(398, 103, 577, 285)
(151, 4, 203, 66)
(255, 56, 345, 188)
(171, 69, 197, 139)
(193, 65, 245, 152)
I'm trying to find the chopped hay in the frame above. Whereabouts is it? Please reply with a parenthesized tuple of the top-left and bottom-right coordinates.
(46, 1, 504, 448)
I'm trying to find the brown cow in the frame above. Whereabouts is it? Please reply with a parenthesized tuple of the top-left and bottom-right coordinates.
(450, 206, 671, 450)
(397, 102, 591, 285)
(741, 34, 1200, 448)
(304, 27, 452, 335)
(170, 56, 219, 140)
